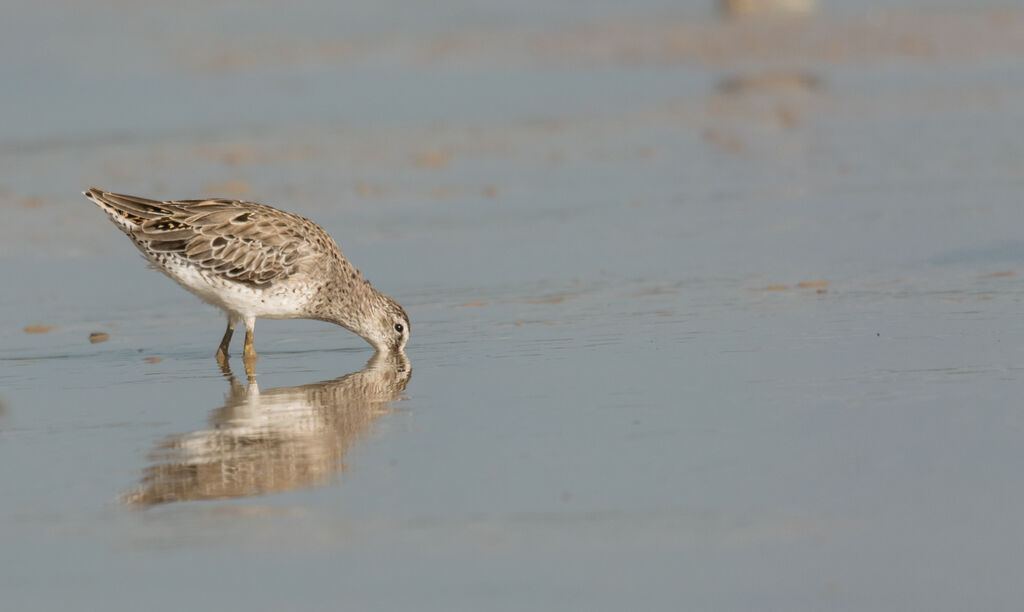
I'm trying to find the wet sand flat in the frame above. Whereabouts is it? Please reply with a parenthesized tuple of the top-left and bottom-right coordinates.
(4, 1, 1024, 610)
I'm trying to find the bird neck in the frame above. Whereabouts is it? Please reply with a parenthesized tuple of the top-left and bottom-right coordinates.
(320, 275, 383, 344)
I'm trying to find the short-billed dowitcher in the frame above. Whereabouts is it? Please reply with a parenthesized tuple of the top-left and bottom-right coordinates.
(85, 188, 409, 370)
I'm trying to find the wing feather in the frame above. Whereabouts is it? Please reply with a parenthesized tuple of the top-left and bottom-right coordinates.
(86, 188, 333, 288)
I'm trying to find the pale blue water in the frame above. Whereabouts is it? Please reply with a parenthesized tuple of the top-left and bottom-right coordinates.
(5, 1, 1024, 610)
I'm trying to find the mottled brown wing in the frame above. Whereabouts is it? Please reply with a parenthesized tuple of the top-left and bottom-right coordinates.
(87, 188, 327, 288)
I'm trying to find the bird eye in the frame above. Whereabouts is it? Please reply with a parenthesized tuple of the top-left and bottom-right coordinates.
(394, 323, 404, 333)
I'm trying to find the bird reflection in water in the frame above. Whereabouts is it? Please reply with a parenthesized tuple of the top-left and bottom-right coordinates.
(123, 351, 411, 507)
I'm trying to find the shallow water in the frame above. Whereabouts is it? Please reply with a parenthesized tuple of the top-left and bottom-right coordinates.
(5, 1, 1024, 610)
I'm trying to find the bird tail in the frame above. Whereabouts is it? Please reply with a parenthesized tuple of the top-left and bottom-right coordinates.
(83, 187, 172, 230)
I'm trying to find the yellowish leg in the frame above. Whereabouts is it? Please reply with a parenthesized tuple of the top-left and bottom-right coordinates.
(215, 318, 235, 366)
(242, 319, 258, 377)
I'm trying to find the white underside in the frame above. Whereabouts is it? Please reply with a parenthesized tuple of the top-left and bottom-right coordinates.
(161, 260, 311, 321)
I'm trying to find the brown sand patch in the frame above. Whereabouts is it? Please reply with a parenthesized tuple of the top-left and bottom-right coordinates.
(702, 128, 744, 153)
(24, 325, 57, 334)
(775, 105, 799, 128)
(413, 150, 451, 169)
(720, 0, 817, 19)
(717, 73, 822, 96)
